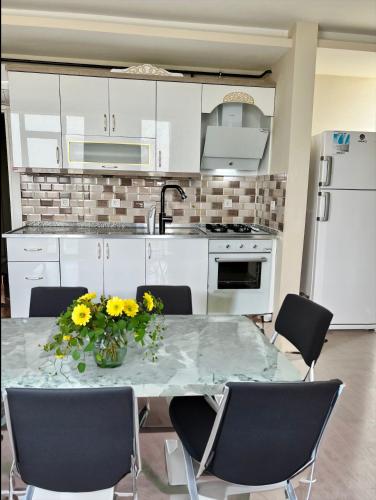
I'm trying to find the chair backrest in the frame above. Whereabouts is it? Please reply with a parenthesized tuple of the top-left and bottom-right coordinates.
(202, 380, 342, 486)
(4, 387, 138, 492)
(136, 285, 192, 315)
(29, 286, 88, 317)
(275, 294, 333, 366)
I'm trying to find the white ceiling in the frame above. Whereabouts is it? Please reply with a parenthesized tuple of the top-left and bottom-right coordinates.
(3, 0, 376, 35)
(2, 0, 376, 76)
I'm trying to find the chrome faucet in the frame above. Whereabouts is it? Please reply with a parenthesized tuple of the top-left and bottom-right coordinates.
(159, 184, 187, 234)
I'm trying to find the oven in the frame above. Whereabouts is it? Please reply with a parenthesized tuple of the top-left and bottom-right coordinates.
(208, 239, 274, 315)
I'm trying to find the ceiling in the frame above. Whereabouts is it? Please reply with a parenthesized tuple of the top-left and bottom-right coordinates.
(3, 0, 376, 35)
(2, 0, 376, 75)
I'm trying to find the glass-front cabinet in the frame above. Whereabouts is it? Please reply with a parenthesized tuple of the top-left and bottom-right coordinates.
(64, 135, 156, 171)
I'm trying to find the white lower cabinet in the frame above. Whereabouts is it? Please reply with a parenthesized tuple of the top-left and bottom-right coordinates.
(145, 238, 208, 314)
(60, 238, 104, 297)
(8, 261, 60, 318)
(103, 239, 145, 298)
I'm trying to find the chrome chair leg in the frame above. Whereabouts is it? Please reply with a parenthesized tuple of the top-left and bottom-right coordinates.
(181, 445, 199, 500)
(285, 481, 298, 500)
(24, 485, 35, 500)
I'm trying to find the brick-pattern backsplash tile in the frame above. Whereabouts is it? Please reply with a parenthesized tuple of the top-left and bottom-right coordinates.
(20, 173, 286, 230)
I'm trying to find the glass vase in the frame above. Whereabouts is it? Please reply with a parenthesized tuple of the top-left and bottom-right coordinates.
(93, 340, 127, 368)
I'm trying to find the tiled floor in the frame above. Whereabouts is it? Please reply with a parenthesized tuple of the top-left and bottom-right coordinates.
(2, 328, 375, 499)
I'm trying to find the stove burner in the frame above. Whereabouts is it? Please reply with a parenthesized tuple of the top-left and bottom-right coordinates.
(206, 224, 228, 233)
(227, 224, 254, 233)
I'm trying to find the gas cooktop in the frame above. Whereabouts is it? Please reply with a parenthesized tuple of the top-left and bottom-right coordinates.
(203, 224, 270, 236)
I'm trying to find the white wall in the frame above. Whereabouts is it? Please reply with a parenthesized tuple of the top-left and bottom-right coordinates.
(312, 75, 376, 135)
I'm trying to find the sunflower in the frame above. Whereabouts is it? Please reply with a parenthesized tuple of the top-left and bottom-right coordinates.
(106, 296, 124, 317)
(123, 299, 139, 318)
(78, 292, 97, 302)
(72, 304, 92, 326)
(143, 292, 154, 312)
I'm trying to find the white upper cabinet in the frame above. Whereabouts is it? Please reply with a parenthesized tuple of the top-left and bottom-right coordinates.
(202, 85, 275, 116)
(156, 82, 202, 173)
(60, 75, 109, 136)
(109, 79, 156, 138)
(8, 72, 62, 168)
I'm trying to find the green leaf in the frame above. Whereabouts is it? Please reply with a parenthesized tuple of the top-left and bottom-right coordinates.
(84, 342, 95, 352)
(72, 350, 81, 361)
(95, 353, 102, 363)
(77, 362, 86, 373)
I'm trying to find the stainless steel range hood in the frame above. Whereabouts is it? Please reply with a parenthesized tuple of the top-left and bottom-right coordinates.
(201, 102, 270, 171)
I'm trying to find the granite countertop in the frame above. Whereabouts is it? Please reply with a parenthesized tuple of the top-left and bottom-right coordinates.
(2, 222, 278, 239)
(1, 316, 300, 396)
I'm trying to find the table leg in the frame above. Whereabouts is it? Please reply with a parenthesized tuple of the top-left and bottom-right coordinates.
(165, 438, 188, 486)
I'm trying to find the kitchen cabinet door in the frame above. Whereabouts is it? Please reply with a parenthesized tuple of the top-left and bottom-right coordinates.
(109, 79, 156, 138)
(8, 261, 60, 318)
(156, 82, 202, 173)
(60, 75, 109, 136)
(60, 238, 103, 297)
(146, 238, 208, 314)
(103, 239, 146, 298)
(8, 72, 62, 168)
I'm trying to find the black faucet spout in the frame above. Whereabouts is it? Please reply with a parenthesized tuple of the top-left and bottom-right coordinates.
(159, 184, 187, 234)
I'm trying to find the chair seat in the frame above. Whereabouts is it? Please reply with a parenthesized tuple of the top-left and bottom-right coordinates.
(169, 396, 216, 462)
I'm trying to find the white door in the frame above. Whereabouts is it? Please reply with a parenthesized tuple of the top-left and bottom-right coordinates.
(60, 75, 109, 136)
(8, 261, 60, 318)
(103, 239, 146, 298)
(8, 72, 62, 168)
(156, 82, 202, 173)
(109, 79, 156, 138)
(60, 238, 104, 297)
(313, 190, 376, 326)
(146, 238, 208, 314)
(321, 131, 376, 189)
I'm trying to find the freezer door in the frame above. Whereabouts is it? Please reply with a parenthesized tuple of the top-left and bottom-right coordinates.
(312, 190, 376, 326)
(320, 131, 376, 189)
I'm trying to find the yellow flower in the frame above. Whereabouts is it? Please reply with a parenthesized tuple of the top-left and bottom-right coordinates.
(106, 296, 124, 317)
(72, 304, 92, 326)
(63, 335, 71, 342)
(123, 299, 139, 318)
(55, 354, 65, 359)
(78, 292, 97, 302)
(143, 292, 154, 312)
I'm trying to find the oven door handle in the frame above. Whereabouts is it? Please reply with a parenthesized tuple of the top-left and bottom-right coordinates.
(214, 257, 268, 263)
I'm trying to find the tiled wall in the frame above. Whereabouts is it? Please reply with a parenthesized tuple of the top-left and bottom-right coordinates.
(20, 173, 286, 230)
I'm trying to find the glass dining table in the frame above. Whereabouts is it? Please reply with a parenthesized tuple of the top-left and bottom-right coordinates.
(1, 315, 301, 394)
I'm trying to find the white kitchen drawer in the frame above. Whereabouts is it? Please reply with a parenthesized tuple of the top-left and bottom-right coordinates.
(7, 238, 59, 262)
(8, 261, 61, 317)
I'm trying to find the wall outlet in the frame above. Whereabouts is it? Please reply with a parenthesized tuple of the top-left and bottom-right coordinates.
(270, 200, 276, 211)
(110, 198, 121, 208)
(223, 199, 233, 208)
(60, 198, 70, 208)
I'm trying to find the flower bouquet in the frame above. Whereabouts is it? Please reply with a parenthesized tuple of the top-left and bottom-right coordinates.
(43, 291, 164, 372)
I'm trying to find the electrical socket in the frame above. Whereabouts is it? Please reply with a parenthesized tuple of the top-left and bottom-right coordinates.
(110, 199, 121, 208)
(223, 199, 233, 208)
(60, 198, 70, 208)
(270, 200, 276, 211)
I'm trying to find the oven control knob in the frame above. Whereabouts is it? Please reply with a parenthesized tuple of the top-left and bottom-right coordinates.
(253, 244, 258, 249)
(226, 244, 230, 249)
(240, 244, 244, 248)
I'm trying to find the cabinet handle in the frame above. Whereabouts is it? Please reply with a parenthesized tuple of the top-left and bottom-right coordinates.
(158, 150, 162, 168)
(25, 276, 44, 280)
(101, 165, 118, 169)
(24, 248, 43, 252)
(148, 242, 152, 260)
(112, 114, 115, 133)
(97, 242, 102, 259)
(106, 242, 110, 260)
(56, 146, 60, 165)
(104, 114, 108, 132)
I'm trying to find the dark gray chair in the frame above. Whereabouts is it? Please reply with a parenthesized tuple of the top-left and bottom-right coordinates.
(169, 379, 343, 500)
(136, 285, 192, 315)
(3, 387, 140, 499)
(271, 294, 333, 381)
(29, 286, 88, 317)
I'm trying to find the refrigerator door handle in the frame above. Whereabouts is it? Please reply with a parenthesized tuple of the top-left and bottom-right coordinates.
(317, 192, 330, 222)
(319, 156, 332, 186)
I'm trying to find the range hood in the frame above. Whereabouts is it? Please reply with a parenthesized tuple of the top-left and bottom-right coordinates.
(201, 102, 270, 171)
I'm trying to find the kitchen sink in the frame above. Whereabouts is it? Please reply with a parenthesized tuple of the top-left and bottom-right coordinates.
(164, 227, 205, 235)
